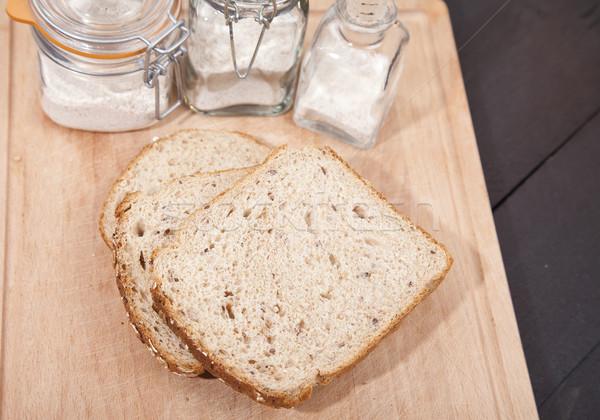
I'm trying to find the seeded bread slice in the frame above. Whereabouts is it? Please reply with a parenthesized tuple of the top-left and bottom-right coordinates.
(99, 129, 271, 249)
(151, 146, 453, 407)
(114, 168, 251, 376)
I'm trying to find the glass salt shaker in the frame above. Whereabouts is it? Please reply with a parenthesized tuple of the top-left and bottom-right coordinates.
(6, 0, 189, 132)
(293, 0, 409, 148)
(184, 0, 308, 115)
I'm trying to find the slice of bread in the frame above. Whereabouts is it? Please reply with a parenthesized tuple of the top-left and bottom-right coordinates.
(151, 146, 453, 407)
(114, 168, 251, 376)
(99, 129, 271, 249)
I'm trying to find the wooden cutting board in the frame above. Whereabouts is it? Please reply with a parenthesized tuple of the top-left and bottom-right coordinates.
(0, 0, 538, 417)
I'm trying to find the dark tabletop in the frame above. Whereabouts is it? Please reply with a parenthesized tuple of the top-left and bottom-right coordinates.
(444, 0, 600, 418)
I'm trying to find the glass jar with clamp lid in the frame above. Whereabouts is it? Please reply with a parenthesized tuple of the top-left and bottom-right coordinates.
(6, 0, 190, 132)
(184, 0, 308, 116)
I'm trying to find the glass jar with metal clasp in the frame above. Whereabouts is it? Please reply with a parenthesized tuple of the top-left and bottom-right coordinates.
(6, 0, 189, 132)
(184, 0, 309, 116)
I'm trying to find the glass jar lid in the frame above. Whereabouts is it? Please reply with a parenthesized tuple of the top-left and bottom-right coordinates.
(29, 0, 181, 56)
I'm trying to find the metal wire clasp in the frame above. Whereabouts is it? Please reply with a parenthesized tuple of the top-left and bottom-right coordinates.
(142, 12, 190, 120)
(224, 0, 278, 79)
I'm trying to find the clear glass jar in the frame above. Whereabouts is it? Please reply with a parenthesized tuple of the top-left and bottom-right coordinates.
(184, 0, 308, 116)
(7, 0, 189, 132)
(293, 0, 409, 148)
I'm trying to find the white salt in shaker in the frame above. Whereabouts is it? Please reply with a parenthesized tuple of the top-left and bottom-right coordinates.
(7, 0, 189, 132)
(184, 0, 308, 115)
(293, 0, 409, 148)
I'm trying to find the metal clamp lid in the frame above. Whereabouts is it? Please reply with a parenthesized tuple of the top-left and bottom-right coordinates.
(224, 0, 277, 79)
(142, 11, 190, 119)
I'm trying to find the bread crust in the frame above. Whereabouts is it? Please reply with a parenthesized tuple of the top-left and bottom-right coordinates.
(113, 167, 257, 376)
(114, 190, 205, 376)
(151, 145, 453, 407)
(99, 129, 270, 249)
(115, 258, 203, 376)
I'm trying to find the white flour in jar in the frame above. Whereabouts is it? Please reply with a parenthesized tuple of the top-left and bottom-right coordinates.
(186, 8, 299, 110)
(39, 54, 170, 132)
(294, 23, 392, 146)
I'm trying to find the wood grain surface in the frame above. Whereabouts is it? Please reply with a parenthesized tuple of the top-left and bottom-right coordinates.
(0, 0, 537, 417)
(0, 7, 9, 406)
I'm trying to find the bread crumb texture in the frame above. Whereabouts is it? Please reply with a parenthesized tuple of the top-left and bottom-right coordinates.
(152, 146, 453, 407)
(99, 129, 271, 249)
